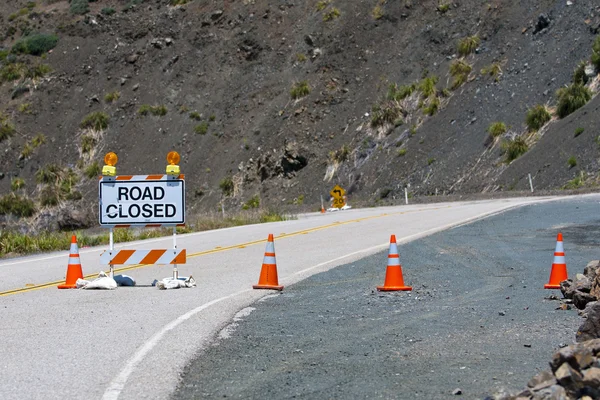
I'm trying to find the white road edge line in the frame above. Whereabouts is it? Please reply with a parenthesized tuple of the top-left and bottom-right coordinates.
(102, 198, 551, 400)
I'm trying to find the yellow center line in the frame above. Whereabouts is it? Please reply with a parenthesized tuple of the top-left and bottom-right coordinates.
(0, 205, 450, 297)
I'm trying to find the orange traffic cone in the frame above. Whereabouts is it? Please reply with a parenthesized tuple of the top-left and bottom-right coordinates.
(253, 234, 284, 290)
(377, 235, 412, 291)
(544, 232, 568, 289)
(58, 235, 84, 289)
(321, 205, 326, 214)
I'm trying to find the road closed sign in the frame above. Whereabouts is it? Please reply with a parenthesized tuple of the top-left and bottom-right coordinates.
(99, 176, 185, 226)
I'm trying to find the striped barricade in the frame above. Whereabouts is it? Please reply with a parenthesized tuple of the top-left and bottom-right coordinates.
(100, 249, 186, 265)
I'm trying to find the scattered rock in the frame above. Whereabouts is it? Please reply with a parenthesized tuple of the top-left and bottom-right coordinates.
(533, 14, 551, 34)
(452, 388, 462, 395)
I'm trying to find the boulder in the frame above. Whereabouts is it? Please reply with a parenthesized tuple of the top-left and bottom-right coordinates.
(577, 302, 600, 342)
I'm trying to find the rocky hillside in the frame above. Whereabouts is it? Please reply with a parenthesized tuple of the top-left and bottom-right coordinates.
(0, 0, 599, 230)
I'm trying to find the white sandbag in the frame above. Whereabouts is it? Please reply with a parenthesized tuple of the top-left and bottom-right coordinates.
(156, 276, 196, 290)
(80, 271, 117, 290)
(114, 274, 136, 286)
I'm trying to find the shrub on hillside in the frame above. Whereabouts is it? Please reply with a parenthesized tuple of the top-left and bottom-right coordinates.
(572, 62, 588, 85)
(12, 33, 58, 56)
(290, 81, 310, 99)
(0, 115, 16, 142)
(219, 177, 234, 197)
(592, 36, 600, 71)
(458, 35, 480, 56)
(80, 112, 109, 130)
(487, 122, 507, 138)
(387, 83, 415, 101)
(371, 102, 402, 127)
(418, 75, 438, 98)
(70, 0, 89, 15)
(504, 137, 528, 162)
(0, 193, 35, 217)
(449, 59, 472, 89)
(525, 105, 551, 132)
(556, 84, 592, 119)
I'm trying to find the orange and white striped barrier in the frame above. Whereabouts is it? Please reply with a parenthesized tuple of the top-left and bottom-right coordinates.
(100, 249, 186, 265)
(377, 234, 412, 291)
(544, 232, 568, 289)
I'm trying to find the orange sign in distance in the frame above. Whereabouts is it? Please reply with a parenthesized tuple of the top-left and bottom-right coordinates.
(330, 185, 346, 208)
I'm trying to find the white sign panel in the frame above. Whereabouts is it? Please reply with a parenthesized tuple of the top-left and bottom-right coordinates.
(99, 178, 185, 226)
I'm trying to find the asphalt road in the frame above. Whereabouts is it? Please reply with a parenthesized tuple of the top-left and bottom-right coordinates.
(172, 196, 600, 400)
(0, 196, 585, 400)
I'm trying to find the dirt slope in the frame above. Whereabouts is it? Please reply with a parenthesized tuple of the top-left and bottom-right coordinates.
(0, 0, 599, 229)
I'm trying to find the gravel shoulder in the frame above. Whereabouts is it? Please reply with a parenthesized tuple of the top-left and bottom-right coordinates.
(172, 198, 598, 399)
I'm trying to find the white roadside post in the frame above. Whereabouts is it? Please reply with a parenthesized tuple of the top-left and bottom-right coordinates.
(404, 187, 408, 205)
(528, 173, 534, 193)
(99, 151, 186, 281)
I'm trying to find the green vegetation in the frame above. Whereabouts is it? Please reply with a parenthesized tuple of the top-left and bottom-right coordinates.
(32, 133, 45, 147)
(427, 157, 436, 165)
(170, 0, 190, 5)
(449, 59, 472, 89)
(104, 91, 120, 103)
(0, 114, 16, 142)
(209, 114, 216, 121)
(138, 105, 168, 116)
(20, 143, 34, 159)
(574, 127, 585, 137)
(371, 102, 402, 127)
(80, 112, 109, 130)
(70, 0, 89, 15)
(242, 195, 260, 210)
(84, 161, 101, 179)
(18, 103, 32, 114)
(316, 1, 330, 11)
(481, 62, 503, 81)
(21, 134, 46, 158)
(563, 172, 586, 190)
(12, 33, 58, 56)
(592, 36, 600, 71)
(194, 122, 208, 135)
(80, 134, 97, 153)
(387, 83, 415, 101)
(0, 193, 35, 218)
(458, 35, 480, 57)
(503, 137, 528, 162)
(398, 148, 407, 156)
(189, 111, 202, 121)
(25, 64, 52, 79)
(423, 97, 440, 116)
(525, 105, 551, 132)
(555, 84, 592, 119)
(573, 62, 588, 85)
(0, 210, 293, 257)
(329, 145, 350, 163)
(296, 53, 307, 62)
(567, 156, 577, 168)
(487, 121, 507, 138)
(101, 7, 116, 15)
(1, 63, 27, 82)
(11, 178, 25, 191)
(418, 75, 438, 98)
(323, 7, 340, 21)
(290, 81, 310, 99)
(219, 176, 234, 197)
(437, 2, 450, 13)
(372, 6, 384, 20)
